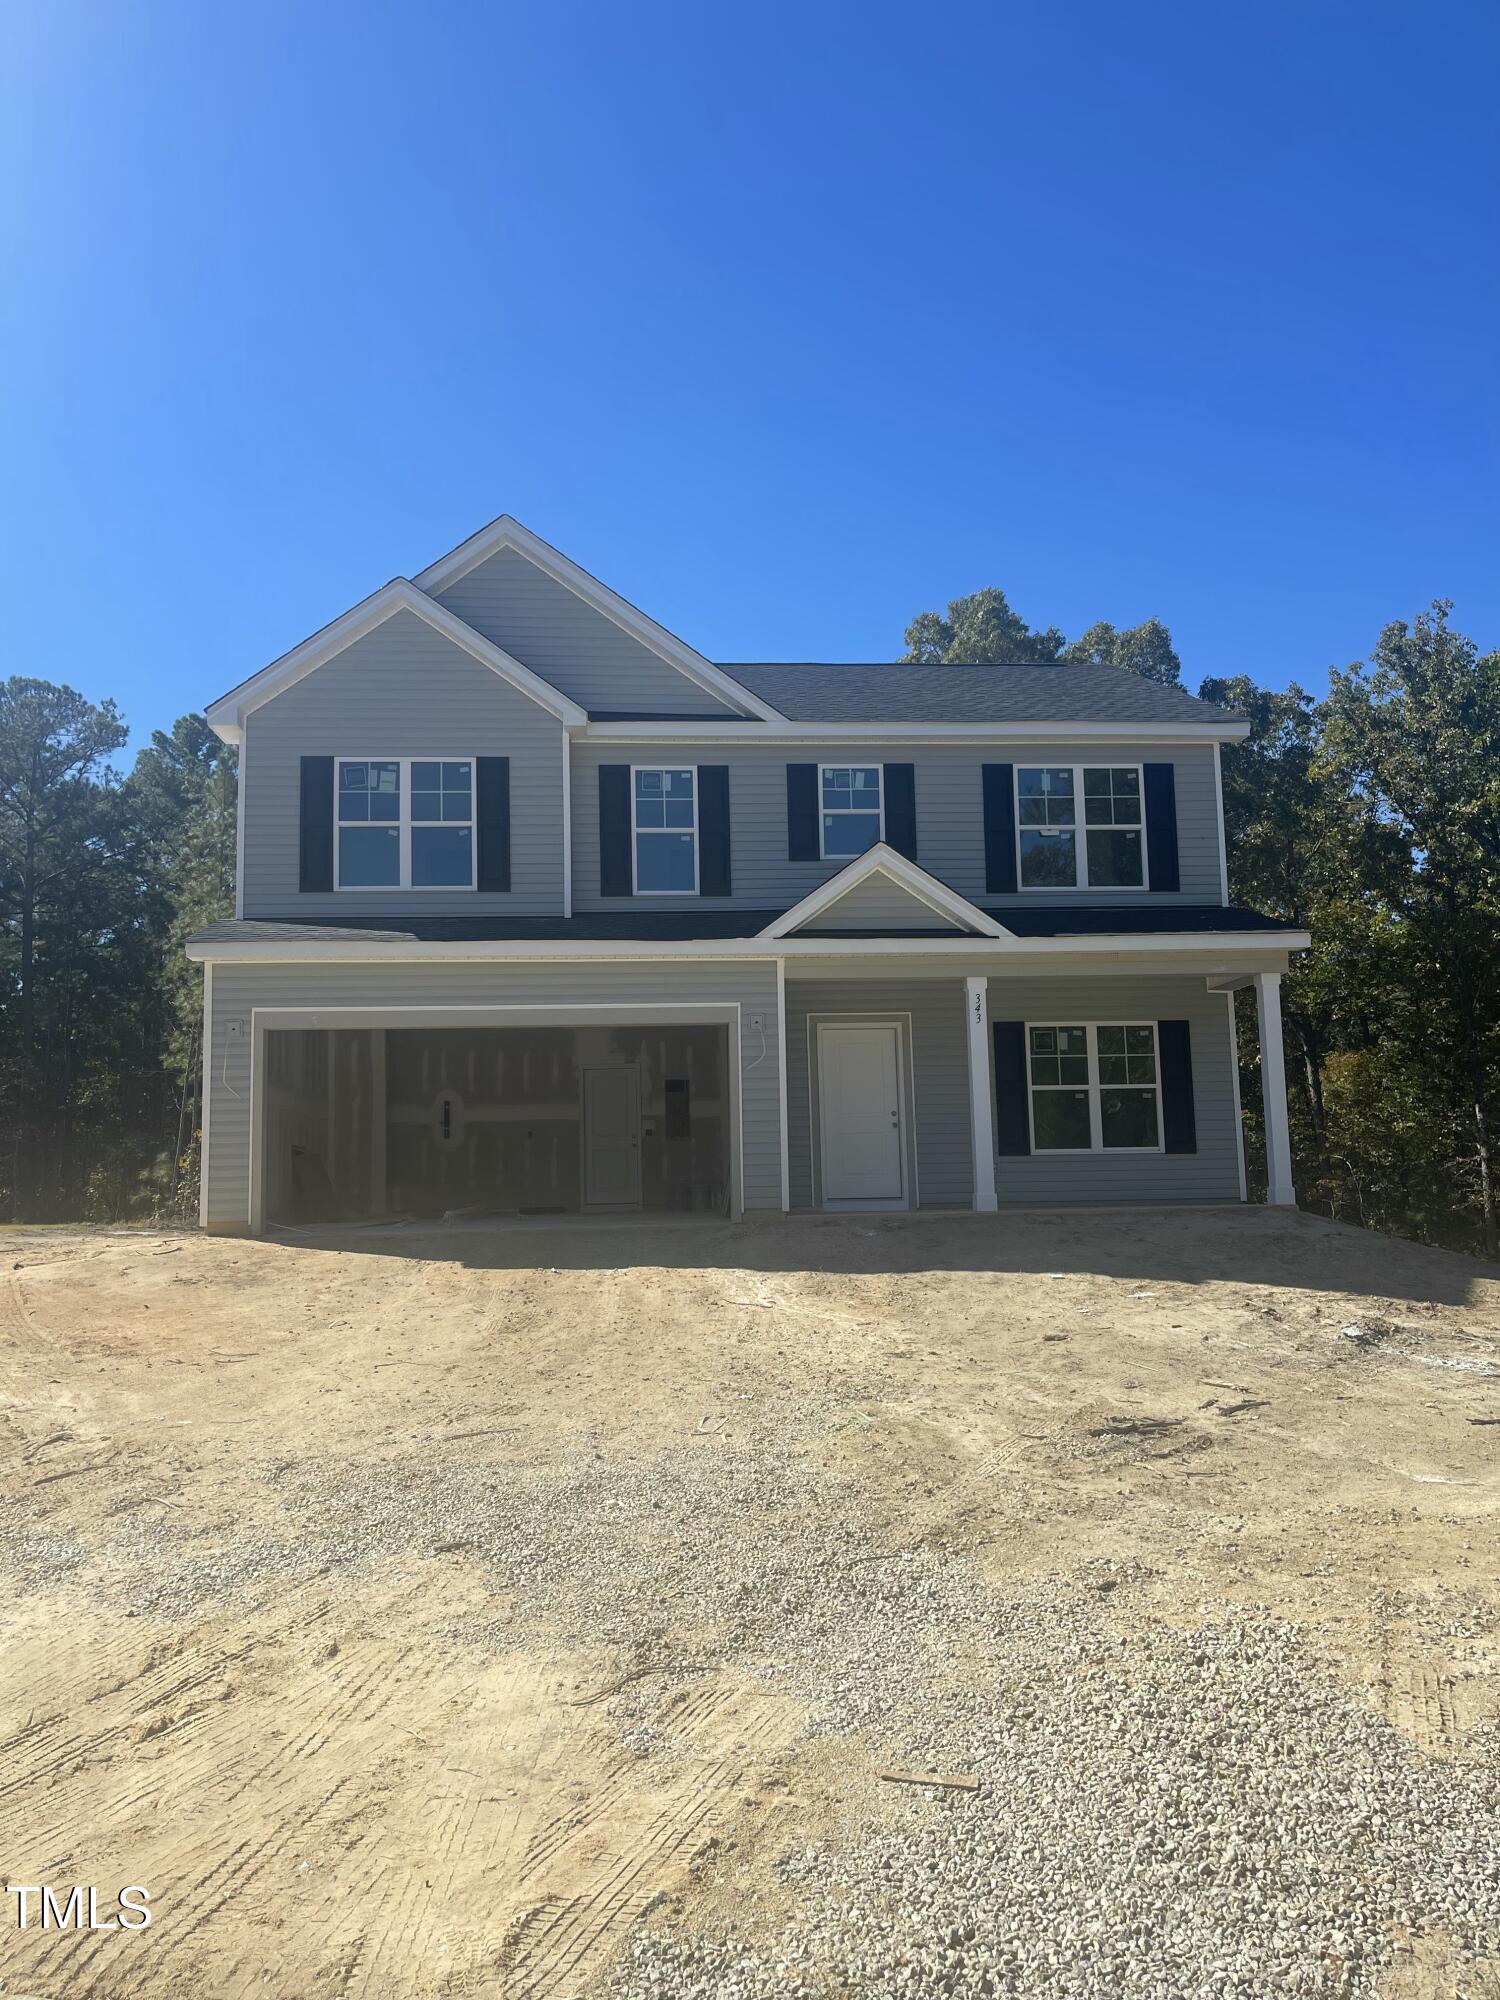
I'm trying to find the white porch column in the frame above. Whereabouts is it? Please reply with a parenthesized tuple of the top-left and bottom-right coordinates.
(965, 976, 998, 1212)
(1254, 971, 1296, 1206)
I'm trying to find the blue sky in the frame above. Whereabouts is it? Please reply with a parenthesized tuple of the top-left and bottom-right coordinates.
(4, 0, 1496, 752)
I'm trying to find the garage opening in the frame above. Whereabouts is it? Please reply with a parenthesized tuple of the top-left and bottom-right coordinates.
(261, 1024, 731, 1226)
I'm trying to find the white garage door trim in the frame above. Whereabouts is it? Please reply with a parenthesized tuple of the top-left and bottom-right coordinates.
(246, 1003, 743, 1232)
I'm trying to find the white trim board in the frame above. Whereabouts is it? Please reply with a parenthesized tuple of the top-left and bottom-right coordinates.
(761, 844, 1010, 940)
(204, 579, 588, 740)
(188, 932, 1308, 965)
(413, 514, 782, 723)
(245, 1002, 746, 1234)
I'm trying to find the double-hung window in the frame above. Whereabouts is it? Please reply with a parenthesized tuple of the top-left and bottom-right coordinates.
(1016, 765, 1145, 889)
(1027, 1023, 1162, 1151)
(820, 765, 882, 858)
(633, 767, 697, 893)
(335, 758, 475, 889)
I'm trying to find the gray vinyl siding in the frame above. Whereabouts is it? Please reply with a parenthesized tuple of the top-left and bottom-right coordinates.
(805, 876, 966, 930)
(782, 968, 1240, 1212)
(785, 977, 974, 1211)
(570, 741, 1223, 912)
(986, 974, 1241, 1203)
(202, 958, 782, 1230)
(241, 611, 566, 920)
(431, 547, 743, 718)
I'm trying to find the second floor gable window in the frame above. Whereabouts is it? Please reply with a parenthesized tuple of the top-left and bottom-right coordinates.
(1017, 765, 1145, 890)
(633, 767, 697, 893)
(820, 765, 883, 858)
(336, 758, 475, 890)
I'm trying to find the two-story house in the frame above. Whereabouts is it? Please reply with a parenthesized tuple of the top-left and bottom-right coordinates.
(187, 516, 1306, 1233)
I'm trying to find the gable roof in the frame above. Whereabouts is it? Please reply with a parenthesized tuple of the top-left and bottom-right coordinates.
(203, 580, 588, 740)
(717, 660, 1240, 727)
(759, 845, 1010, 940)
(413, 515, 785, 724)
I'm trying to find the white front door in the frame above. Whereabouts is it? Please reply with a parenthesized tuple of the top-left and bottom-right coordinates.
(583, 1066, 642, 1209)
(818, 1024, 906, 1205)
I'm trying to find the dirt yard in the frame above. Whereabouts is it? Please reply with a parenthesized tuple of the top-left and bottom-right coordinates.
(1, 1208, 1497, 1999)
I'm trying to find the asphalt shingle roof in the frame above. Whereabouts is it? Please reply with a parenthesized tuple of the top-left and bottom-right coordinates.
(715, 661, 1238, 726)
(188, 905, 1294, 948)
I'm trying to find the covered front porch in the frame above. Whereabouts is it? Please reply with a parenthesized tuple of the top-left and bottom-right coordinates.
(783, 961, 1298, 1214)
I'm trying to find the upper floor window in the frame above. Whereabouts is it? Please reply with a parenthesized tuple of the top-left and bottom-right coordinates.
(335, 758, 475, 890)
(633, 767, 697, 893)
(820, 765, 882, 858)
(1028, 1023, 1161, 1151)
(1016, 765, 1144, 890)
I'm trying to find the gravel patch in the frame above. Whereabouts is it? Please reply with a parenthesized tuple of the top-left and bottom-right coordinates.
(7, 1394, 1497, 1996)
(612, 1601, 1499, 1998)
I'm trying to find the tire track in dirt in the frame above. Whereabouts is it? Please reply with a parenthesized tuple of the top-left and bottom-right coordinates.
(1377, 1645, 1466, 1755)
(104, 1641, 424, 1989)
(0, 1631, 263, 1806)
(1, 1617, 428, 1999)
(499, 1675, 803, 1999)
(327, 1656, 574, 2000)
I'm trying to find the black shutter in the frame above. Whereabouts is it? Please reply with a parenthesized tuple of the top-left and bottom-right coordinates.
(1158, 1019, 1197, 1153)
(1144, 763, 1179, 891)
(883, 762, 916, 859)
(983, 763, 1017, 894)
(787, 763, 818, 861)
(993, 1020, 1030, 1155)
(476, 757, 510, 892)
(299, 755, 334, 893)
(698, 765, 731, 896)
(599, 764, 632, 897)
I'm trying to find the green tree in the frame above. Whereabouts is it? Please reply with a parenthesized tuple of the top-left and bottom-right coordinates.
(903, 588, 1066, 665)
(124, 716, 238, 1211)
(0, 684, 131, 1216)
(1065, 617, 1182, 686)
(1196, 673, 1389, 1160)
(903, 591, 1183, 685)
(1320, 603, 1500, 1257)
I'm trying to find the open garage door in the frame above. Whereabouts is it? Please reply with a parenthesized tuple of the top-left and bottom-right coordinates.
(260, 1022, 732, 1227)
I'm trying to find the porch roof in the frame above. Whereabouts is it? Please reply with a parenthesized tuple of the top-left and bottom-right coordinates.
(188, 905, 1297, 948)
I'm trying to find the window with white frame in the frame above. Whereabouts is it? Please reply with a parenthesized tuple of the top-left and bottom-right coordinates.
(335, 758, 475, 890)
(820, 765, 882, 858)
(1027, 1022, 1162, 1151)
(1016, 765, 1145, 889)
(633, 767, 697, 892)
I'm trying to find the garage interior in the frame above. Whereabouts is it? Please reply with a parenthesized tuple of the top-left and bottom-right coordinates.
(261, 1025, 731, 1225)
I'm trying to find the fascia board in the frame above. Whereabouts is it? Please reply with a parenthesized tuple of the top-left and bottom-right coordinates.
(187, 929, 1310, 964)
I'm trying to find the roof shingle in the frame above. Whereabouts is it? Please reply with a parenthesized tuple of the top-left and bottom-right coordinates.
(715, 661, 1238, 726)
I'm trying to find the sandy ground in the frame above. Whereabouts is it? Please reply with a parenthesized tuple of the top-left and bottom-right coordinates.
(1, 1207, 1497, 1998)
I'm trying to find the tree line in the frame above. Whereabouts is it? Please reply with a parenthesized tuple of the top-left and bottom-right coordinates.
(0, 686, 235, 1223)
(2, 595, 1496, 1255)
